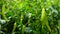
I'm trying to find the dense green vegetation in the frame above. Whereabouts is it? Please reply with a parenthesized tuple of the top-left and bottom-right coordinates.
(0, 0, 60, 34)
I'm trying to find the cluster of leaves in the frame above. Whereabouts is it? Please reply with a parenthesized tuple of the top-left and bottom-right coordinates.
(0, 0, 60, 34)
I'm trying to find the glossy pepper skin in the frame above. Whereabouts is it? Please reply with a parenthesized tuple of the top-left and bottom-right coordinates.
(41, 8, 51, 32)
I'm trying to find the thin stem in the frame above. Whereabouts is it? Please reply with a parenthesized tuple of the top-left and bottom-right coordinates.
(11, 22, 16, 34)
(2, 0, 8, 21)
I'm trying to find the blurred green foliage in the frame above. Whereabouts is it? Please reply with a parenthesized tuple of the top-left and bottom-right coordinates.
(0, 0, 60, 34)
